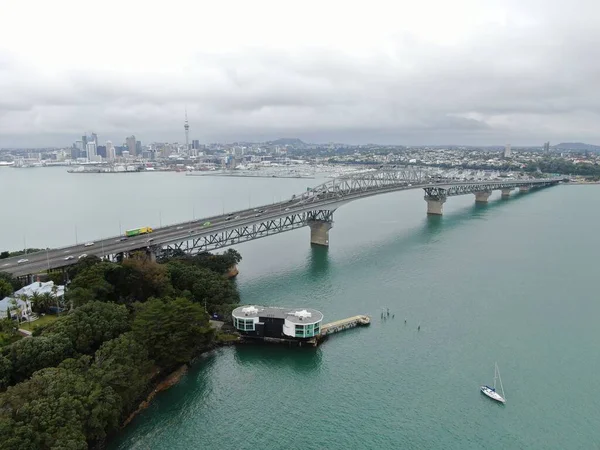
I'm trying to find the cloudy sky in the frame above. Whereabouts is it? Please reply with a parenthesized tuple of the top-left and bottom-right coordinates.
(1, 0, 599, 147)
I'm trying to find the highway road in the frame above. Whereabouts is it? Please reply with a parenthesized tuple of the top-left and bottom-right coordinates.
(0, 195, 306, 277)
(1, 177, 562, 277)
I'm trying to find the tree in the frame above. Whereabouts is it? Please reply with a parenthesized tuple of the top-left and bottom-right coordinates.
(46, 271, 66, 286)
(167, 261, 239, 311)
(190, 249, 242, 274)
(0, 319, 20, 350)
(116, 258, 172, 303)
(3, 334, 74, 384)
(65, 263, 116, 307)
(40, 301, 130, 354)
(66, 254, 102, 280)
(0, 354, 11, 389)
(0, 279, 12, 298)
(0, 364, 121, 449)
(132, 297, 213, 368)
(0, 272, 21, 292)
(90, 333, 153, 414)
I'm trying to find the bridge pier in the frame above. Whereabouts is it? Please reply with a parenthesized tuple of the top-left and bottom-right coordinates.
(425, 197, 446, 215)
(474, 191, 492, 203)
(519, 186, 530, 193)
(147, 249, 157, 262)
(501, 188, 514, 199)
(308, 220, 332, 247)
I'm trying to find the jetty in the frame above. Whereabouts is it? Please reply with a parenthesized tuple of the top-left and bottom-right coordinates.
(320, 315, 371, 336)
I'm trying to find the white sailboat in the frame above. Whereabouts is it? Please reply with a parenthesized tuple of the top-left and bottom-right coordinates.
(480, 362, 506, 404)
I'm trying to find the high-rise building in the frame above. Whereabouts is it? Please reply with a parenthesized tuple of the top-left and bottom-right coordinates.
(126, 136, 136, 156)
(91, 133, 98, 147)
(136, 140, 142, 155)
(86, 142, 97, 161)
(543, 142, 550, 152)
(106, 141, 116, 160)
(504, 144, 511, 158)
(192, 139, 200, 150)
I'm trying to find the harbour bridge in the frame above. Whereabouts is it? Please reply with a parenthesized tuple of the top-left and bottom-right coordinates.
(1, 166, 563, 278)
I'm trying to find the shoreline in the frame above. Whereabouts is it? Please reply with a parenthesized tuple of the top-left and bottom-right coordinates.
(116, 340, 239, 436)
(185, 172, 315, 179)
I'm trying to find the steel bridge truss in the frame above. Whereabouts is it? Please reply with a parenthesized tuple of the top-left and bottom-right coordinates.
(158, 210, 335, 256)
(299, 166, 428, 203)
(423, 179, 559, 200)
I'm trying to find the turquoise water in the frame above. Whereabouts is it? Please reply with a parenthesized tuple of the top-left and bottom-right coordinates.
(3, 170, 597, 449)
(107, 184, 600, 450)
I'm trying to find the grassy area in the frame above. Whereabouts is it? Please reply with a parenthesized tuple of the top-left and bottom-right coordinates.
(19, 314, 59, 332)
(215, 332, 240, 343)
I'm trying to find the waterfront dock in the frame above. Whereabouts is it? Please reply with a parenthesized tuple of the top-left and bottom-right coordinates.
(320, 315, 371, 336)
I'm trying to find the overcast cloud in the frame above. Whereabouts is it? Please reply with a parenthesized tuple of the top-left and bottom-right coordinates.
(1, 0, 599, 147)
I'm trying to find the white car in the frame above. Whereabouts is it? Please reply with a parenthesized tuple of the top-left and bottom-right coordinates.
(78, 254, 87, 259)
(64, 255, 74, 261)
(17, 258, 29, 264)
(84, 242, 94, 247)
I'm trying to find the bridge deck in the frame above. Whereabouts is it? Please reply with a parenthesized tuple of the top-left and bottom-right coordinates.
(1, 170, 563, 278)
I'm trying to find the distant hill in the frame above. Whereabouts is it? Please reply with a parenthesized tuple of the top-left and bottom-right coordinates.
(553, 142, 600, 151)
(269, 138, 307, 146)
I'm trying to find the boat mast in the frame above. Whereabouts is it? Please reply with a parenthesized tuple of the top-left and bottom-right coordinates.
(496, 363, 505, 400)
(493, 362, 498, 390)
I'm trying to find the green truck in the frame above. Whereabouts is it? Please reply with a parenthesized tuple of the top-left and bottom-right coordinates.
(125, 226, 153, 237)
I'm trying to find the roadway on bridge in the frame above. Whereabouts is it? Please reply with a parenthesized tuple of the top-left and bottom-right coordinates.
(0, 197, 303, 277)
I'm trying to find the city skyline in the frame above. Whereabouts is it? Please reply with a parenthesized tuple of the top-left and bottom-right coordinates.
(2, 0, 600, 147)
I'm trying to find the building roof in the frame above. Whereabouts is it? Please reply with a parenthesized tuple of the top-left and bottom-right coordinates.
(232, 305, 323, 324)
(0, 297, 27, 314)
(14, 281, 64, 298)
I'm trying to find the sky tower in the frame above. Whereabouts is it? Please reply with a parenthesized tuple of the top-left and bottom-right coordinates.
(184, 109, 190, 153)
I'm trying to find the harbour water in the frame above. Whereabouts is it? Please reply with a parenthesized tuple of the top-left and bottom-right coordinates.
(1, 168, 599, 449)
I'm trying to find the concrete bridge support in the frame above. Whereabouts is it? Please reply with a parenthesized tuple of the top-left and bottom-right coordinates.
(309, 220, 333, 247)
(501, 188, 514, 199)
(474, 191, 492, 203)
(425, 197, 446, 215)
(519, 186, 530, 193)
